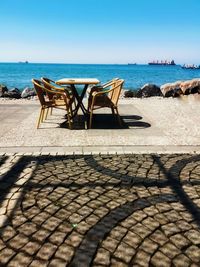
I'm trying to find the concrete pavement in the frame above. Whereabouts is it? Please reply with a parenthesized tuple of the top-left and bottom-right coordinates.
(0, 96, 200, 154)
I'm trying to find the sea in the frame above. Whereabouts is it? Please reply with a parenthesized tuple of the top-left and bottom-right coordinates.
(0, 63, 200, 91)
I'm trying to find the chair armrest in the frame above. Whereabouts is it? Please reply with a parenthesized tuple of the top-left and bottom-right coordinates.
(91, 87, 114, 97)
(44, 86, 66, 96)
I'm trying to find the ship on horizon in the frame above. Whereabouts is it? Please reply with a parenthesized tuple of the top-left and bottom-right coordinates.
(148, 60, 176, 66)
(18, 61, 29, 64)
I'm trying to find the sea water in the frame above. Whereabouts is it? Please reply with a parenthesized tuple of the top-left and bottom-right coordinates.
(0, 63, 200, 91)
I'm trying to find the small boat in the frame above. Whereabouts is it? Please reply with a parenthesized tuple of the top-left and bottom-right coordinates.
(128, 63, 137, 65)
(181, 64, 200, 70)
(18, 61, 29, 64)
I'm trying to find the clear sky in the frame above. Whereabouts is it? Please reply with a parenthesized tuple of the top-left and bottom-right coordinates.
(0, 0, 200, 64)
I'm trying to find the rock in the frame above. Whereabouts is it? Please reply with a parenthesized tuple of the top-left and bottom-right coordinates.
(124, 90, 138, 98)
(136, 84, 162, 98)
(180, 79, 200, 95)
(161, 81, 183, 97)
(3, 88, 21, 99)
(0, 84, 8, 97)
(21, 87, 36, 98)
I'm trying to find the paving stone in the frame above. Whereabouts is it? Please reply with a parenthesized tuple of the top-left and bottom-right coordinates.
(101, 236, 119, 253)
(133, 210, 147, 221)
(29, 259, 48, 267)
(173, 254, 191, 267)
(48, 258, 66, 267)
(139, 238, 158, 254)
(110, 258, 128, 267)
(150, 230, 168, 246)
(142, 217, 160, 231)
(57, 221, 73, 234)
(180, 211, 194, 222)
(94, 248, 110, 265)
(156, 203, 172, 213)
(131, 223, 151, 239)
(0, 248, 16, 265)
(143, 206, 159, 216)
(160, 242, 181, 259)
(32, 228, 51, 242)
(185, 245, 200, 263)
(86, 214, 100, 225)
(8, 233, 29, 249)
(176, 220, 192, 231)
(151, 251, 171, 267)
(18, 222, 37, 236)
(164, 210, 182, 222)
(153, 213, 169, 224)
(114, 242, 135, 263)
(7, 252, 32, 267)
(161, 223, 181, 237)
(42, 217, 61, 231)
(77, 206, 93, 217)
(123, 231, 142, 248)
(93, 206, 109, 217)
(170, 233, 191, 249)
(55, 244, 74, 262)
(32, 211, 50, 224)
(48, 231, 66, 245)
(110, 226, 127, 241)
(36, 242, 57, 261)
(22, 241, 41, 255)
(65, 231, 83, 247)
(120, 216, 137, 228)
(184, 230, 200, 245)
(133, 249, 151, 266)
(0, 225, 17, 242)
(69, 213, 84, 224)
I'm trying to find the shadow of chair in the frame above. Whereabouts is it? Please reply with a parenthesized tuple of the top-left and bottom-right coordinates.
(32, 79, 74, 129)
(87, 79, 124, 128)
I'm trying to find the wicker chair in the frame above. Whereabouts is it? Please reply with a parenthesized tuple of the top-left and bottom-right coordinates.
(87, 79, 124, 128)
(87, 78, 119, 96)
(32, 79, 74, 129)
(41, 77, 76, 114)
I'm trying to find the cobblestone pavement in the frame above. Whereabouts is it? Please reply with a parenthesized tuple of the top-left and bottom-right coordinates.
(0, 154, 200, 266)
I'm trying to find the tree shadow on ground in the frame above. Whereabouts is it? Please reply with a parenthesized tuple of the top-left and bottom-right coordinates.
(0, 154, 200, 266)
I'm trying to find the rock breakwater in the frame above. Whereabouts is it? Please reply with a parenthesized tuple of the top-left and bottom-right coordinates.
(124, 78, 200, 98)
(0, 85, 36, 99)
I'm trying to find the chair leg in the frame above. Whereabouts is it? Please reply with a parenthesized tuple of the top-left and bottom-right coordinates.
(50, 107, 53, 115)
(69, 105, 73, 119)
(37, 108, 42, 129)
(41, 108, 45, 122)
(45, 107, 49, 120)
(67, 109, 72, 129)
(115, 107, 122, 127)
(89, 109, 93, 129)
(111, 107, 115, 115)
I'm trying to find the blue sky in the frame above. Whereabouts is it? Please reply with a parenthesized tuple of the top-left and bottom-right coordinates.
(0, 0, 200, 64)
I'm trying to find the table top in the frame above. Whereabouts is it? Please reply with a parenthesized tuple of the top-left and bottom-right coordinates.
(56, 78, 100, 85)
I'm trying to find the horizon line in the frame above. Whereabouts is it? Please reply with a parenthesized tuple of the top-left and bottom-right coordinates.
(0, 61, 184, 65)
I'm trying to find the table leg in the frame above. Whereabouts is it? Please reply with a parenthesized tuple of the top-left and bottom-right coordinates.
(70, 84, 88, 117)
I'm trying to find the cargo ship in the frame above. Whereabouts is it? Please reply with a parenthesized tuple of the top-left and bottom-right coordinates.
(148, 60, 176, 66)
